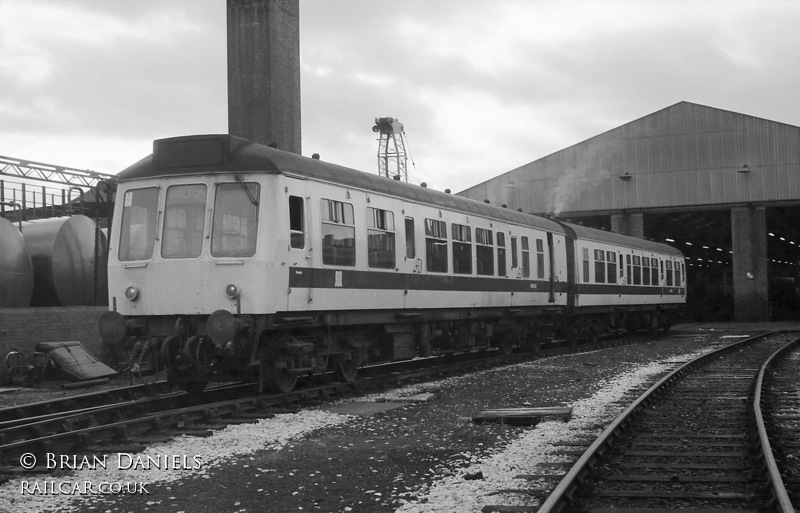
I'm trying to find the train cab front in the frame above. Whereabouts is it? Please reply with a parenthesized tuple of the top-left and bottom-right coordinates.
(99, 144, 285, 390)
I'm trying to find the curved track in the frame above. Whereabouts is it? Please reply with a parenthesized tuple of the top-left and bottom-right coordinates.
(536, 331, 799, 513)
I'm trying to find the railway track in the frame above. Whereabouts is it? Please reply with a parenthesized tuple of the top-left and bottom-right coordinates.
(0, 327, 657, 485)
(533, 331, 800, 513)
(0, 334, 626, 481)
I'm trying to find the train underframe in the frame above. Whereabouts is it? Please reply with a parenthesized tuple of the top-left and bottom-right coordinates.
(109, 304, 682, 394)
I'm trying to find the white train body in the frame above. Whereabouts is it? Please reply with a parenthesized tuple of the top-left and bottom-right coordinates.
(100, 135, 685, 391)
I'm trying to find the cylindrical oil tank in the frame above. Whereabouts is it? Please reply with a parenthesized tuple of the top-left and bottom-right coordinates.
(21, 215, 108, 306)
(0, 217, 34, 308)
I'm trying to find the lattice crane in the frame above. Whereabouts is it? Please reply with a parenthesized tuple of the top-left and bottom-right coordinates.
(372, 117, 408, 182)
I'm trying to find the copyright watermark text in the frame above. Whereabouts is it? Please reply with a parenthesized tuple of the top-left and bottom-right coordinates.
(21, 480, 149, 496)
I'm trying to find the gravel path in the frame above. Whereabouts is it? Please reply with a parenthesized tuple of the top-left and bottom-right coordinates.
(0, 324, 789, 513)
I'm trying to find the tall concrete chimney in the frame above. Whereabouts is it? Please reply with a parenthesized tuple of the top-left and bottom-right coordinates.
(227, 0, 301, 154)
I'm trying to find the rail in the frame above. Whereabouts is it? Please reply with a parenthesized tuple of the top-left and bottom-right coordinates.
(752, 335, 800, 513)
(535, 332, 776, 513)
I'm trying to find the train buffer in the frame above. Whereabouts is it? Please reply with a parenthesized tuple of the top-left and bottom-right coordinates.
(472, 407, 572, 426)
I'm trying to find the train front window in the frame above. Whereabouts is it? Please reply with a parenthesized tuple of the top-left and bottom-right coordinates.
(119, 187, 159, 261)
(212, 182, 260, 258)
(162, 184, 207, 259)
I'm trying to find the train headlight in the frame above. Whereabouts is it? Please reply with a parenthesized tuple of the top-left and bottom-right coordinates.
(225, 284, 239, 299)
(124, 285, 139, 301)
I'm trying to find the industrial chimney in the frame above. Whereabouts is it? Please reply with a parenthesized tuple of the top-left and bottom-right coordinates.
(227, 0, 301, 154)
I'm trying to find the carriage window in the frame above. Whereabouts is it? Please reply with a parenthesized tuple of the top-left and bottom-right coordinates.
(582, 247, 590, 282)
(521, 236, 530, 278)
(510, 236, 519, 270)
(536, 238, 545, 279)
(651, 258, 659, 285)
(425, 218, 447, 273)
(289, 196, 304, 249)
(162, 184, 207, 259)
(476, 228, 494, 276)
(632, 255, 641, 285)
(666, 260, 674, 286)
(606, 251, 617, 284)
(642, 257, 651, 285)
(452, 223, 472, 274)
(626, 254, 632, 284)
(119, 187, 159, 261)
(497, 232, 507, 277)
(367, 207, 395, 269)
(594, 249, 605, 283)
(405, 217, 415, 259)
(320, 199, 355, 266)
(675, 260, 682, 287)
(212, 182, 259, 258)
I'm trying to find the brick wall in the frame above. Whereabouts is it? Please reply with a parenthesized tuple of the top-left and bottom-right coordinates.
(0, 306, 115, 376)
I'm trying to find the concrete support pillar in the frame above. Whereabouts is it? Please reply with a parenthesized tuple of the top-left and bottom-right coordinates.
(731, 206, 769, 321)
(227, 0, 301, 154)
(610, 212, 644, 238)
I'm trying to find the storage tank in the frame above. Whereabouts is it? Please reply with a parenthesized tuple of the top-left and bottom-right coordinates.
(21, 215, 108, 306)
(0, 217, 34, 308)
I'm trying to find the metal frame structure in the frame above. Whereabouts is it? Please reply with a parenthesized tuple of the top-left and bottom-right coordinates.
(0, 155, 116, 221)
(372, 117, 408, 182)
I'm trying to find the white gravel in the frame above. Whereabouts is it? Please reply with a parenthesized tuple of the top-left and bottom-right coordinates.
(0, 348, 706, 513)
(394, 350, 707, 512)
(0, 410, 352, 513)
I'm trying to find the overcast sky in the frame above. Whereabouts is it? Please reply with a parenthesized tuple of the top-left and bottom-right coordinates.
(1, 0, 799, 193)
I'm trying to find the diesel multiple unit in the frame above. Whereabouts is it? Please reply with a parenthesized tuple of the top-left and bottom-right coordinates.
(99, 135, 685, 392)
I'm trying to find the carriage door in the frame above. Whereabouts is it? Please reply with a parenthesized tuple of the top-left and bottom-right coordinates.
(286, 181, 312, 311)
(547, 232, 556, 303)
(401, 209, 422, 308)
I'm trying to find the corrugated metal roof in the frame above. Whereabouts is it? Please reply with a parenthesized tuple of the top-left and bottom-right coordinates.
(460, 102, 800, 215)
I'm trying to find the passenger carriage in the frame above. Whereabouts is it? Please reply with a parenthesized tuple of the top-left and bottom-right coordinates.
(99, 134, 684, 392)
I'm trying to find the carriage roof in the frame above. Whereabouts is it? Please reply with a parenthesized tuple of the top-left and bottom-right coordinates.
(560, 222, 684, 256)
(118, 134, 566, 234)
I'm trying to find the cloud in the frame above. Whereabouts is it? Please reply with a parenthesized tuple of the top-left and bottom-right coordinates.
(0, 0, 226, 147)
(1, 0, 799, 188)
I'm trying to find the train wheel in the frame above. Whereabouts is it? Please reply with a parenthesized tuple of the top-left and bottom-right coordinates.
(160, 335, 182, 378)
(497, 335, 514, 356)
(566, 325, 579, 347)
(587, 326, 600, 345)
(333, 352, 360, 383)
(258, 339, 298, 394)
